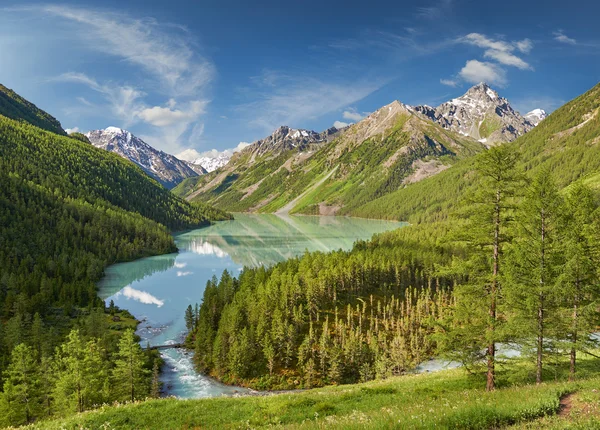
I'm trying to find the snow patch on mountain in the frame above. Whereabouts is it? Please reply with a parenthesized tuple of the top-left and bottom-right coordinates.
(412, 83, 535, 144)
(86, 127, 205, 188)
(524, 109, 548, 126)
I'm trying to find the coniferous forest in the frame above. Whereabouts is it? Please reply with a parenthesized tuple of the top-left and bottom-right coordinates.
(188, 144, 600, 392)
(0, 86, 231, 426)
(2, 65, 600, 429)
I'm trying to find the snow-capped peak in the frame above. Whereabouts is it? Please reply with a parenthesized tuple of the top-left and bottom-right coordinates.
(524, 109, 548, 126)
(412, 83, 534, 144)
(85, 127, 204, 188)
(105, 126, 125, 134)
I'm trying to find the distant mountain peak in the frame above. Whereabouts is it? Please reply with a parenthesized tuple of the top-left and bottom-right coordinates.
(244, 125, 338, 158)
(524, 109, 548, 126)
(85, 128, 205, 188)
(412, 84, 534, 144)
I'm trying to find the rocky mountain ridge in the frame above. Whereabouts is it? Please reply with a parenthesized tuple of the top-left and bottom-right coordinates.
(412, 83, 538, 145)
(86, 127, 205, 188)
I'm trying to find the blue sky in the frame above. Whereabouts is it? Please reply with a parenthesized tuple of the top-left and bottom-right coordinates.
(1, 0, 599, 159)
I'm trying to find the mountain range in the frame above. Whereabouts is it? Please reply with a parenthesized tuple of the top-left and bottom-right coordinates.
(174, 83, 544, 215)
(85, 127, 206, 189)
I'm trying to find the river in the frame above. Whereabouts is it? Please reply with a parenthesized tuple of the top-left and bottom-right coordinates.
(97, 214, 404, 398)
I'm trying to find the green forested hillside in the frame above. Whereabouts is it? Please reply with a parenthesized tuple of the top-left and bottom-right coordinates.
(0, 84, 66, 135)
(0, 87, 230, 424)
(187, 223, 459, 390)
(185, 83, 600, 395)
(352, 82, 600, 222)
(177, 101, 484, 214)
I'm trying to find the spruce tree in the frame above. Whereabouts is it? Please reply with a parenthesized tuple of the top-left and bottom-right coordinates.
(185, 305, 194, 331)
(112, 329, 150, 402)
(151, 361, 161, 398)
(0, 343, 42, 425)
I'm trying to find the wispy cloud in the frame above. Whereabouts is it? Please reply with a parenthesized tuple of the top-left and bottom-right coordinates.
(441, 33, 534, 88)
(553, 30, 577, 45)
(415, 0, 453, 20)
(17, 5, 215, 153)
(440, 78, 458, 87)
(41, 5, 214, 97)
(236, 70, 384, 132)
(53, 72, 145, 126)
(460, 33, 533, 70)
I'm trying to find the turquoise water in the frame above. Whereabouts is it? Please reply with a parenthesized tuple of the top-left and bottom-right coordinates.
(98, 214, 404, 398)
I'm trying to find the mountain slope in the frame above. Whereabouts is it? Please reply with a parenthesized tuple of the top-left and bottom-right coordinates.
(86, 127, 206, 188)
(413, 83, 534, 145)
(352, 82, 600, 222)
(177, 102, 484, 215)
(0, 83, 66, 135)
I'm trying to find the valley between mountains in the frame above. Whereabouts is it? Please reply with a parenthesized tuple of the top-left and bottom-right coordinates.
(173, 83, 545, 216)
(4, 73, 600, 430)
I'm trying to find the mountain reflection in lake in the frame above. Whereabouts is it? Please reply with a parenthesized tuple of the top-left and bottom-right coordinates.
(98, 214, 405, 398)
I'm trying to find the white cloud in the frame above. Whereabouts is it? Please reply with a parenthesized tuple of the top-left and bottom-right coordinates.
(176, 141, 251, 162)
(483, 49, 532, 70)
(516, 39, 533, 53)
(440, 78, 458, 87)
(115, 286, 164, 307)
(174, 262, 187, 268)
(459, 60, 507, 87)
(65, 127, 80, 134)
(176, 271, 193, 277)
(137, 100, 207, 127)
(553, 30, 576, 45)
(461, 33, 532, 70)
(237, 71, 383, 132)
(334, 120, 350, 128)
(342, 108, 366, 121)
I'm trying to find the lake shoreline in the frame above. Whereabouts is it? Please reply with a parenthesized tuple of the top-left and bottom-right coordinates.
(98, 214, 404, 399)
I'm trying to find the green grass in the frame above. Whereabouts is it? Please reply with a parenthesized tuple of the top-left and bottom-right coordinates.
(25, 361, 600, 430)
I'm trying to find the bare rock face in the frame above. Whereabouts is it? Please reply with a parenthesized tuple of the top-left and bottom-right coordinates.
(412, 83, 538, 145)
(86, 127, 205, 188)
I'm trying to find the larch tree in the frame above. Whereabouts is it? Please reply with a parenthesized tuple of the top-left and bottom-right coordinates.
(504, 169, 563, 384)
(441, 146, 520, 391)
(558, 183, 600, 380)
